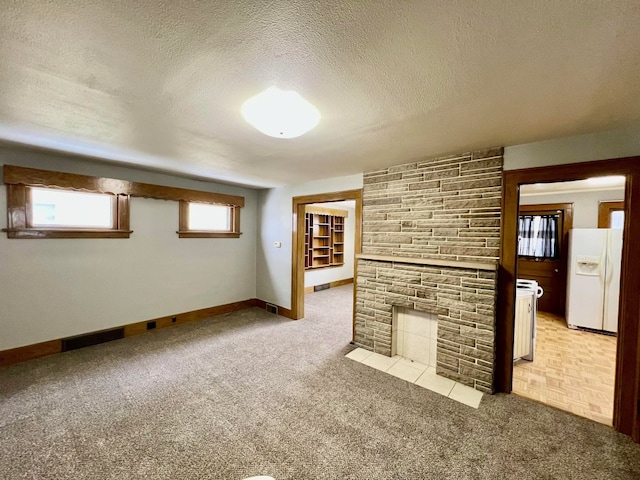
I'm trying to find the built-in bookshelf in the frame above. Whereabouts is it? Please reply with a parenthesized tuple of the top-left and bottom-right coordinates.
(304, 206, 348, 270)
(332, 215, 344, 267)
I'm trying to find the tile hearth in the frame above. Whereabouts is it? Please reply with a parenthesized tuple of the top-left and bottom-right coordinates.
(346, 347, 483, 409)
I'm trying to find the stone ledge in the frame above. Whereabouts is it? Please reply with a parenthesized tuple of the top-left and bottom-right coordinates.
(356, 254, 498, 271)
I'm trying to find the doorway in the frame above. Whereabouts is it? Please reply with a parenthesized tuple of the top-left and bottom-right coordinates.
(496, 156, 640, 442)
(303, 199, 356, 294)
(291, 190, 362, 339)
(512, 180, 624, 425)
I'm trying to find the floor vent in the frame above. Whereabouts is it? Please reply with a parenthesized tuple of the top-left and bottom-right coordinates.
(61, 327, 125, 352)
(265, 303, 278, 314)
(314, 283, 330, 292)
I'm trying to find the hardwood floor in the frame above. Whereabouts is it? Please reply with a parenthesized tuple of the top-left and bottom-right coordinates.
(512, 312, 617, 426)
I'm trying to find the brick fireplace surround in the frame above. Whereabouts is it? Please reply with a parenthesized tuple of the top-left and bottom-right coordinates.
(354, 148, 503, 393)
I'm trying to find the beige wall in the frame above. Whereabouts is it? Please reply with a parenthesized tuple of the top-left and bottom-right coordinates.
(504, 122, 640, 170)
(0, 147, 257, 350)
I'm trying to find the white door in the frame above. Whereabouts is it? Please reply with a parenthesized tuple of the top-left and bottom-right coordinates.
(566, 229, 606, 330)
(603, 229, 623, 333)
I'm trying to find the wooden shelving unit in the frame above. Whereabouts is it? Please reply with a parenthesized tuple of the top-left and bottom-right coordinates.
(331, 215, 344, 266)
(304, 213, 312, 269)
(304, 207, 348, 270)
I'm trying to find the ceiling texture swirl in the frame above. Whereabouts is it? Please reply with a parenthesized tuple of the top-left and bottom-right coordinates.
(1, 1, 639, 187)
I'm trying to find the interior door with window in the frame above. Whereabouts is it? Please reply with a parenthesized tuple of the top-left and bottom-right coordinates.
(517, 204, 573, 316)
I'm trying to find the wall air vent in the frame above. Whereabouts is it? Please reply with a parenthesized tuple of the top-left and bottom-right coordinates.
(61, 327, 125, 351)
(266, 303, 278, 315)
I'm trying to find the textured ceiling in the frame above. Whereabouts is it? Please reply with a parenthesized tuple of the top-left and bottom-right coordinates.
(1, 1, 639, 188)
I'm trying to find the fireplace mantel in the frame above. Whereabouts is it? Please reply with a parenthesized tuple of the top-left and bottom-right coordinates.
(356, 253, 498, 271)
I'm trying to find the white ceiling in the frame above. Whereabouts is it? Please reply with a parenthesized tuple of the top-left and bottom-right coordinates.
(1, 1, 639, 188)
(520, 176, 626, 196)
(308, 200, 356, 210)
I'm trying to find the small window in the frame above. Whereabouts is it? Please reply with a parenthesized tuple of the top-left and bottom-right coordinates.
(188, 203, 231, 231)
(178, 201, 241, 238)
(517, 214, 559, 259)
(4, 185, 131, 239)
(3, 165, 244, 240)
(610, 210, 625, 229)
(31, 187, 113, 228)
(598, 201, 625, 229)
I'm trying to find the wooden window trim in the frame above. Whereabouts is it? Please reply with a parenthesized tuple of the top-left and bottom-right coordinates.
(598, 201, 625, 228)
(3, 165, 245, 206)
(4, 184, 131, 239)
(3, 165, 244, 239)
(177, 200, 242, 238)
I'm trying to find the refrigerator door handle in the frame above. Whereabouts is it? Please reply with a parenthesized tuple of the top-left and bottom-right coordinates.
(603, 230, 615, 325)
(605, 231, 615, 286)
(599, 240, 607, 285)
(598, 234, 607, 326)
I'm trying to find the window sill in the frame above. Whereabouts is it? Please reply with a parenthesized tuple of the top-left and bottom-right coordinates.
(176, 231, 242, 238)
(2, 228, 133, 239)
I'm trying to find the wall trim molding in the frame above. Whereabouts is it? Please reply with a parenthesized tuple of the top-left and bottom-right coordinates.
(3, 164, 245, 207)
(0, 298, 294, 367)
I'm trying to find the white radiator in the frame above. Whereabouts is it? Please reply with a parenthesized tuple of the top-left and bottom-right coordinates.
(514, 290, 534, 361)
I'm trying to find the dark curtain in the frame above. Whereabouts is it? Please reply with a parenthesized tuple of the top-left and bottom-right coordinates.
(518, 214, 559, 258)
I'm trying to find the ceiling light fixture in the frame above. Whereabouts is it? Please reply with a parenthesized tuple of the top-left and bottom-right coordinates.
(586, 175, 626, 187)
(241, 87, 320, 139)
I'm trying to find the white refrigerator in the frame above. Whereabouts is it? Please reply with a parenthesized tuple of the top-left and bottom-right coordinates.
(566, 228, 622, 333)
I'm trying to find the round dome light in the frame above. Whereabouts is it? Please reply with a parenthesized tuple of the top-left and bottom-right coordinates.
(241, 87, 320, 139)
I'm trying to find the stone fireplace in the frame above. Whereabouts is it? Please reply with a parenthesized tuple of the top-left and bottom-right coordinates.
(354, 149, 503, 393)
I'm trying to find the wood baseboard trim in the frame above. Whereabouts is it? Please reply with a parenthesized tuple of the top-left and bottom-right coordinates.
(0, 297, 291, 367)
(0, 339, 62, 367)
(122, 300, 255, 337)
(331, 277, 354, 288)
(304, 277, 354, 294)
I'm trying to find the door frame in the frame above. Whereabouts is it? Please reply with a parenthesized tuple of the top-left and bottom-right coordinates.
(291, 189, 363, 338)
(517, 202, 573, 316)
(496, 156, 640, 441)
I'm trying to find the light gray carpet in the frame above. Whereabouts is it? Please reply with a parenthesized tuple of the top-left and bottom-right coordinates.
(1, 285, 639, 479)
